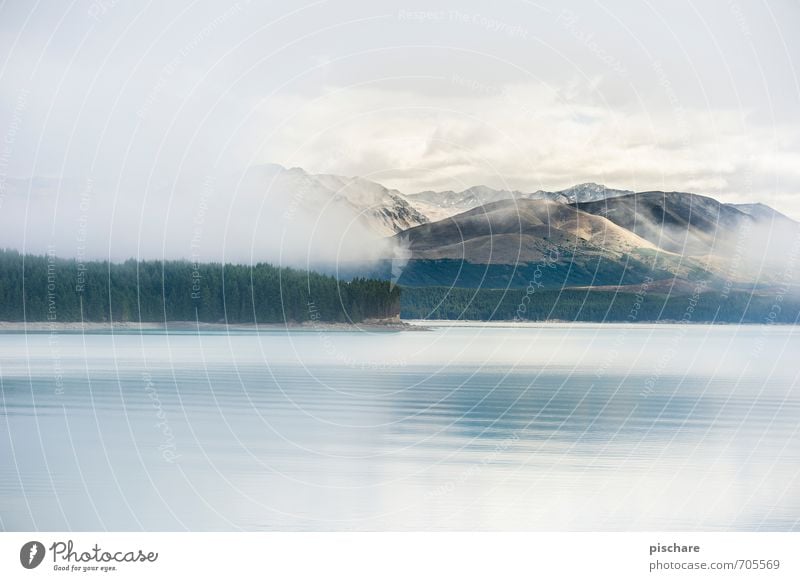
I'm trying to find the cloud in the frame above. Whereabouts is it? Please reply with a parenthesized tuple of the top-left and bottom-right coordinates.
(259, 79, 800, 218)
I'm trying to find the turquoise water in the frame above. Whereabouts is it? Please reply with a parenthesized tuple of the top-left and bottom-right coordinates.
(1, 323, 798, 531)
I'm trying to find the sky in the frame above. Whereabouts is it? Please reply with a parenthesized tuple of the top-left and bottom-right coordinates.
(1, 0, 799, 261)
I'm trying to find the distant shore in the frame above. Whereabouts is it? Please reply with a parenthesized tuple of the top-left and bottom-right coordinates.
(0, 318, 426, 333)
(402, 319, 788, 327)
(0, 319, 791, 333)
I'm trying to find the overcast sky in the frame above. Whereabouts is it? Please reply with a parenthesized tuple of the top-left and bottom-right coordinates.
(1, 0, 799, 260)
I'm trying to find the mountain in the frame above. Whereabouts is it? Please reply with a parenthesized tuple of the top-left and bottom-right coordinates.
(728, 202, 799, 227)
(573, 191, 800, 276)
(406, 185, 530, 224)
(408, 185, 526, 211)
(400, 198, 657, 264)
(212, 170, 796, 287)
(406, 182, 633, 220)
(6, 164, 795, 292)
(574, 191, 752, 256)
(390, 199, 690, 288)
(553, 183, 634, 203)
(243, 164, 429, 237)
(389, 186, 800, 290)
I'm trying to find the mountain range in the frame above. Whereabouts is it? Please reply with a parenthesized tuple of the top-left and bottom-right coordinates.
(407, 182, 634, 219)
(242, 164, 797, 292)
(7, 164, 799, 294)
(219, 165, 641, 237)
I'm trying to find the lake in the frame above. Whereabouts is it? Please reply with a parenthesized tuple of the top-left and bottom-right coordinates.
(1, 323, 798, 531)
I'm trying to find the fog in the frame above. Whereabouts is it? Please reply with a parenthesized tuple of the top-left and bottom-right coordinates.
(0, 166, 395, 268)
(717, 218, 800, 292)
(1, 0, 799, 265)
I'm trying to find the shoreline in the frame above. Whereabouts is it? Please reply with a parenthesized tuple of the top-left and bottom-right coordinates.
(0, 319, 426, 333)
(0, 319, 793, 333)
(403, 319, 797, 327)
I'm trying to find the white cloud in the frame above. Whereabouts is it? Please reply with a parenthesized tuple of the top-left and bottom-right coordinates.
(259, 80, 800, 217)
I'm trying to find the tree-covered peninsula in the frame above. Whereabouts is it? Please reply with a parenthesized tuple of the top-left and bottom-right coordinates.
(0, 249, 399, 324)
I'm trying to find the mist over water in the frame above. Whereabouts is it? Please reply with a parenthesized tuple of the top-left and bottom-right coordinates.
(2, 324, 798, 531)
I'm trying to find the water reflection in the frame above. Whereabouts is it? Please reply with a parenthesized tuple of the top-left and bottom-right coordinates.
(1, 324, 798, 530)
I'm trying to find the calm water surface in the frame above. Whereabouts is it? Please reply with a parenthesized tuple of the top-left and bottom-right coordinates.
(1, 323, 798, 531)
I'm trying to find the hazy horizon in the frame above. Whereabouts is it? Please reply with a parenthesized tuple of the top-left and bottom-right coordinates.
(2, 0, 799, 260)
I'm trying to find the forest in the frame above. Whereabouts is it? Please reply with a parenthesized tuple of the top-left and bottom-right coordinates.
(400, 285, 800, 324)
(0, 249, 400, 323)
(4, 248, 797, 325)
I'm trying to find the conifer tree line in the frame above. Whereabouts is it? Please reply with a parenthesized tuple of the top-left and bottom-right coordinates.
(0, 249, 400, 323)
(400, 286, 800, 323)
